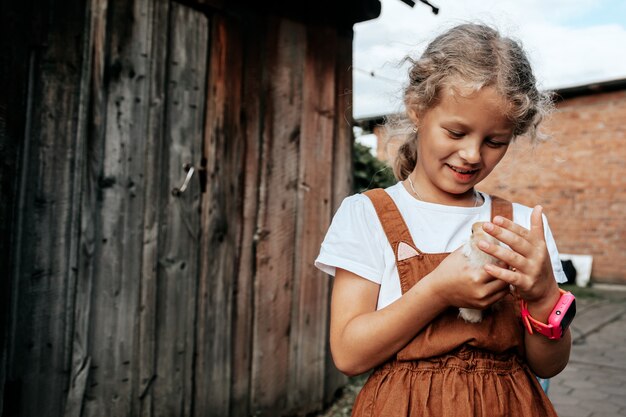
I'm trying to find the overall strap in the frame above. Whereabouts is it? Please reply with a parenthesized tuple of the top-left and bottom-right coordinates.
(363, 189, 422, 262)
(490, 195, 513, 221)
(363, 190, 513, 263)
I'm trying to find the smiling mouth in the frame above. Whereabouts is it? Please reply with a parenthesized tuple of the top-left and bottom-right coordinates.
(447, 164, 479, 175)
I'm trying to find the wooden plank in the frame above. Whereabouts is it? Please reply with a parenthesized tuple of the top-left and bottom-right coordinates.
(151, 4, 207, 417)
(135, 1, 170, 417)
(324, 29, 353, 404)
(249, 17, 305, 415)
(0, 0, 34, 410)
(0, 89, 9, 413)
(81, 0, 154, 415)
(331, 30, 355, 212)
(287, 25, 337, 415)
(229, 14, 265, 417)
(5, 1, 88, 415)
(194, 13, 245, 416)
(0, 1, 30, 413)
(63, 1, 107, 416)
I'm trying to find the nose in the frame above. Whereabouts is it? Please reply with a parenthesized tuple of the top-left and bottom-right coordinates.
(458, 138, 482, 164)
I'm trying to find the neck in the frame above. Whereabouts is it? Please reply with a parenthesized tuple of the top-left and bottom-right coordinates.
(405, 173, 482, 207)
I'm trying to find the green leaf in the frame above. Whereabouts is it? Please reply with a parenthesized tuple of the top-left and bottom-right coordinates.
(353, 141, 397, 193)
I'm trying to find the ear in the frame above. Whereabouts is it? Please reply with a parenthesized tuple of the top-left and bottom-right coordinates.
(407, 108, 420, 127)
(397, 241, 421, 261)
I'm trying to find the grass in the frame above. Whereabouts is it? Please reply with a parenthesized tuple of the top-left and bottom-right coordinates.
(561, 283, 626, 301)
(560, 284, 604, 299)
(316, 374, 369, 417)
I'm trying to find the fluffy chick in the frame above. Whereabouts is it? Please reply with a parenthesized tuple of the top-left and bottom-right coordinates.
(459, 222, 501, 323)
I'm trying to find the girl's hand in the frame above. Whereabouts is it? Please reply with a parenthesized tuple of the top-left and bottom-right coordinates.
(478, 206, 560, 309)
(428, 247, 510, 310)
(478, 206, 571, 379)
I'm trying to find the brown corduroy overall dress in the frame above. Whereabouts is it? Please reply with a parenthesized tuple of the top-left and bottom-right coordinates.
(350, 189, 558, 417)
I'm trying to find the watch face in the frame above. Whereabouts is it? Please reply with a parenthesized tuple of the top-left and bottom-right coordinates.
(559, 298, 577, 336)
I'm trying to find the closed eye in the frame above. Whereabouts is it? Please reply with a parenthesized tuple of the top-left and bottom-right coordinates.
(485, 138, 509, 148)
(446, 129, 464, 139)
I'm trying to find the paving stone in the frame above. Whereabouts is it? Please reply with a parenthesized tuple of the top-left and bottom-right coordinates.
(561, 378, 600, 390)
(554, 403, 593, 417)
(576, 399, 621, 414)
(586, 384, 626, 396)
(590, 413, 626, 417)
(607, 395, 626, 407)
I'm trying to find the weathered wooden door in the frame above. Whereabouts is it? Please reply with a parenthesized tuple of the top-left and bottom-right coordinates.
(3, 0, 353, 415)
(74, 2, 209, 416)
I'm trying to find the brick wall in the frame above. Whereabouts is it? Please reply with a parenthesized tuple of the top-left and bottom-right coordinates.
(375, 89, 626, 284)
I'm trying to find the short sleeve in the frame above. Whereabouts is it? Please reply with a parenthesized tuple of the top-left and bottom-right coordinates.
(543, 214, 568, 284)
(314, 195, 386, 284)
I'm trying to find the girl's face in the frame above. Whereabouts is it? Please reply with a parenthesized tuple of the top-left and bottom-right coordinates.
(409, 85, 514, 206)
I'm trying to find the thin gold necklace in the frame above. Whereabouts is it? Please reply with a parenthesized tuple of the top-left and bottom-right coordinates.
(407, 174, 482, 207)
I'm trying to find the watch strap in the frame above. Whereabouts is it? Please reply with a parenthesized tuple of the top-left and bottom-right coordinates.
(520, 288, 568, 339)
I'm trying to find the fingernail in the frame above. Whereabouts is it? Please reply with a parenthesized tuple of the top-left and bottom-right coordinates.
(483, 222, 494, 231)
(478, 240, 489, 249)
(493, 216, 504, 225)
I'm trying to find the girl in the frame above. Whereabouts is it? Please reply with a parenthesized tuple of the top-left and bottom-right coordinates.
(315, 24, 572, 416)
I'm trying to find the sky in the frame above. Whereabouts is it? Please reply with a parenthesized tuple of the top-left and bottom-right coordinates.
(352, 0, 626, 120)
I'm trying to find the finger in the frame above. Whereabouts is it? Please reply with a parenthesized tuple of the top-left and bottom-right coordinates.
(478, 240, 526, 270)
(478, 283, 511, 307)
(529, 205, 546, 241)
(483, 263, 521, 287)
(478, 223, 533, 260)
(482, 275, 511, 293)
(480, 223, 534, 258)
(491, 215, 531, 240)
(484, 287, 511, 306)
(463, 277, 509, 308)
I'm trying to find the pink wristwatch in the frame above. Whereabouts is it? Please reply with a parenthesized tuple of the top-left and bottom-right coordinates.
(520, 289, 576, 340)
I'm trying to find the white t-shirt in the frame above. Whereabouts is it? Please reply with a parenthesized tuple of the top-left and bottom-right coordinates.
(315, 182, 567, 310)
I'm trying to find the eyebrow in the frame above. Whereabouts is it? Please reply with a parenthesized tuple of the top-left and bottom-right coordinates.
(443, 120, 512, 136)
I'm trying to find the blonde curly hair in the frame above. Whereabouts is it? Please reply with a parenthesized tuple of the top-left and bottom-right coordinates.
(391, 23, 553, 181)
